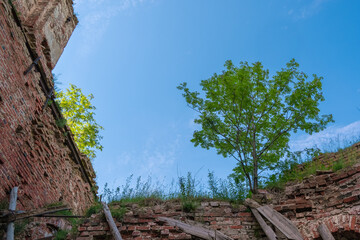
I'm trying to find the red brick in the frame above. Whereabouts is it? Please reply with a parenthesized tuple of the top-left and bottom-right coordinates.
(0, 1, 94, 239)
(230, 225, 243, 229)
(343, 196, 358, 204)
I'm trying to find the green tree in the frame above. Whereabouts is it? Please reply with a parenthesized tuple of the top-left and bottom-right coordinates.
(177, 59, 333, 193)
(57, 84, 103, 160)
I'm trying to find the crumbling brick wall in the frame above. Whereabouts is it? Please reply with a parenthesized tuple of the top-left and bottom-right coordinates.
(77, 200, 263, 240)
(77, 143, 360, 240)
(272, 144, 360, 239)
(0, 0, 95, 214)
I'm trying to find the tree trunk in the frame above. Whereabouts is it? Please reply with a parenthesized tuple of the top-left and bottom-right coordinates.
(253, 160, 258, 193)
(251, 124, 258, 194)
(252, 154, 258, 194)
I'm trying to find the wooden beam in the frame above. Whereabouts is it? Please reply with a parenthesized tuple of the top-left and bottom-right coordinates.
(102, 202, 123, 240)
(257, 205, 303, 240)
(244, 198, 261, 209)
(7, 187, 18, 240)
(158, 217, 234, 240)
(318, 223, 335, 240)
(244, 198, 303, 240)
(250, 208, 277, 240)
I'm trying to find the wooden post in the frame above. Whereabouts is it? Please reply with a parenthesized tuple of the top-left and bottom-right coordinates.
(318, 223, 335, 240)
(102, 202, 122, 240)
(7, 187, 18, 240)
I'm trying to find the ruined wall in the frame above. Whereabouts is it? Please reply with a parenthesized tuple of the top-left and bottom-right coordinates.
(77, 200, 262, 240)
(0, 0, 95, 214)
(77, 143, 360, 240)
(272, 143, 360, 240)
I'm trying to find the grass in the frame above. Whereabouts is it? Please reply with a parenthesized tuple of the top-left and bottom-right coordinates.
(98, 171, 247, 216)
(265, 140, 359, 190)
(102, 172, 246, 203)
(332, 159, 345, 171)
(85, 203, 103, 217)
(51, 208, 84, 238)
(14, 219, 30, 236)
(182, 200, 198, 213)
(110, 206, 127, 221)
(101, 137, 360, 204)
(0, 200, 8, 210)
(54, 229, 68, 240)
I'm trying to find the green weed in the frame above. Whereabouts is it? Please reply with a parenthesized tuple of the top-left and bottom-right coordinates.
(110, 207, 127, 221)
(55, 118, 67, 128)
(332, 160, 344, 171)
(85, 203, 102, 217)
(14, 219, 30, 236)
(0, 200, 8, 210)
(182, 200, 198, 213)
(54, 229, 68, 240)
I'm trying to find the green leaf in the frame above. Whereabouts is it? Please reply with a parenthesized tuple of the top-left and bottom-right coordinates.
(177, 59, 333, 193)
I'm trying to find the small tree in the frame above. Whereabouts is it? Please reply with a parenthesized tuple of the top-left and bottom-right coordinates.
(178, 59, 333, 193)
(57, 84, 103, 160)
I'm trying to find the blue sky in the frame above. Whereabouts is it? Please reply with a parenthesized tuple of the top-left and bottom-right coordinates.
(54, 0, 360, 192)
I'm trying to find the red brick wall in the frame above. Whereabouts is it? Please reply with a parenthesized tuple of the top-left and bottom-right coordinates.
(77, 200, 262, 240)
(77, 144, 360, 240)
(272, 162, 360, 239)
(0, 0, 95, 214)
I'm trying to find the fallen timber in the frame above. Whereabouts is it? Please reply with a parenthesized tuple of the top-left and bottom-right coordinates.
(244, 198, 303, 240)
(158, 216, 234, 240)
(318, 223, 335, 240)
(102, 201, 123, 240)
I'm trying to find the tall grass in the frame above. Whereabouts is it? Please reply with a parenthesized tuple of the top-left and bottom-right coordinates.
(101, 171, 247, 204)
(101, 136, 360, 202)
(266, 135, 360, 190)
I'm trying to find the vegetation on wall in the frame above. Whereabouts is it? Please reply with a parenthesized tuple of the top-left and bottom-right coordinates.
(53, 79, 103, 160)
(101, 171, 246, 205)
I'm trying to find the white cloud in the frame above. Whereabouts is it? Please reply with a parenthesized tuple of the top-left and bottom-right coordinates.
(73, 0, 154, 55)
(288, 0, 330, 20)
(290, 120, 360, 152)
(114, 136, 179, 178)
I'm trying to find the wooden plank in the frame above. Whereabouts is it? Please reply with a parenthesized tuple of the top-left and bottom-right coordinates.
(257, 205, 303, 240)
(244, 199, 303, 240)
(250, 208, 277, 240)
(102, 202, 123, 240)
(318, 223, 335, 240)
(244, 198, 261, 209)
(158, 217, 234, 240)
(7, 187, 18, 240)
